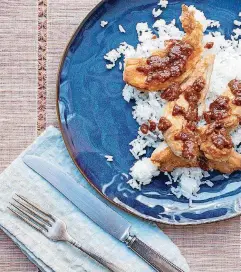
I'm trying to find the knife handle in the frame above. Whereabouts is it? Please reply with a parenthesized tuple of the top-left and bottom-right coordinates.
(125, 235, 185, 272)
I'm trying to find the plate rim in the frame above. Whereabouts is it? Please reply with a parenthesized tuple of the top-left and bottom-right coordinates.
(56, 0, 241, 225)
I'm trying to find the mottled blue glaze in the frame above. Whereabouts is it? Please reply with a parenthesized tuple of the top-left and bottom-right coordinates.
(58, 0, 241, 224)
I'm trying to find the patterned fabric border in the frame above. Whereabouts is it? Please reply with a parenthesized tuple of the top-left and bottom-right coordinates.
(37, 0, 47, 134)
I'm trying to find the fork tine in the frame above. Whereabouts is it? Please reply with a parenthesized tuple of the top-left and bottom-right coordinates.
(16, 194, 55, 221)
(9, 203, 48, 231)
(8, 207, 45, 233)
(13, 197, 52, 226)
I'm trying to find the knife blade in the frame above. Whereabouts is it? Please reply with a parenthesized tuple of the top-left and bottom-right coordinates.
(23, 155, 184, 272)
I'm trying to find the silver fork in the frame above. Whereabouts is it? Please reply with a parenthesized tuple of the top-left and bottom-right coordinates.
(8, 194, 125, 272)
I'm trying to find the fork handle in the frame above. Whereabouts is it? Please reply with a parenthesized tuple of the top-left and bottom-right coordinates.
(67, 237, 125, 272)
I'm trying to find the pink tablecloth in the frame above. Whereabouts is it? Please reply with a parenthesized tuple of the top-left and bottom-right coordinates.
(0, 0, 240, 271)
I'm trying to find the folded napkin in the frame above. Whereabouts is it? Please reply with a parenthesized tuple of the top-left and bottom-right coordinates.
(0, 126, 189, 272)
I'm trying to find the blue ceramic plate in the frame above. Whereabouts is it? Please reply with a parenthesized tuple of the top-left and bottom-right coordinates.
(57, 0, 241, 225)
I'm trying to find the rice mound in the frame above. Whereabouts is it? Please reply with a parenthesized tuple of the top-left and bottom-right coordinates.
(104, 4, 241, 201)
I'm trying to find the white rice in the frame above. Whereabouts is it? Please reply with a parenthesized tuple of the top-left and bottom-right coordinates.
(119, 24, 126, 33)
(104, 42, 134, 68)
(104, 5, 241, 200)
(128, 158, 160, 190)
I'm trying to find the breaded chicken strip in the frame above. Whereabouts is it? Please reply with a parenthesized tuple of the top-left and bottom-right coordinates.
(200, 82, 241, 162)
(151, 147, 241, 174)
(123, 5, 204, 91)
(152, 80, 241, 174)
(162, 55, 215, 161)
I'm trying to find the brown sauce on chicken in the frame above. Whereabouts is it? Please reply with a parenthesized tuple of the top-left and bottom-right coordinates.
(204, 42, 214, 49)
(205, 122, 233, 150)
(204, 96, 230, 123)
(229, 79, 241, 96)
(140, 120, 157, 134)
(162, 77, 206, 159)
(181, 76, 206, 130)
(184, 77, 205, 104)
(184, 77, 206, 124)
(205, 121, 223, 135)
(169, 77, 205, 124)
(161, 83, 181, 101)
(140, 124, 149, 134)
(173, 77, 205, 158)
(137, 40, 194, 83)
(172, 104, 185, 116)
(174, 130, 197, 159)
(211, 128, 233, 149)
(185, 105, 198, 122)
(200, 79, 241, 162)
(158, 117, 172, 132)
(228, 79, 241, 106)
(149, 120, 157, 131)
(233, 97, 241, 106)
(186, 121, 197, 132)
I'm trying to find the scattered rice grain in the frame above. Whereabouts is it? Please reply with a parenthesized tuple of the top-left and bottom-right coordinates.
(234, 20, 241, 27)
(152, 8, 163, 18)
(158, 0, 168, 8)
(119, 24, 126, 33)
(100, 21, 108, 27)
(119, 62, 123, 70)
(105, 155, 114, 162)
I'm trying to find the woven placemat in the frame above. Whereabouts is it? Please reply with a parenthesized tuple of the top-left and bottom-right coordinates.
(0, 0, 38, 270)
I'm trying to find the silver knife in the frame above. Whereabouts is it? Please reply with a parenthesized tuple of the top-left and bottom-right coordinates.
(23, 155, 184, 272)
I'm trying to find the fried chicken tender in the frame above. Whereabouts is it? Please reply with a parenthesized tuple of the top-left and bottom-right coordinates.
(208, 151, 241, 173)
(163, 55, 215, 160)
(123, 5, 204, 91)
(200, 84, 241, 162)
(151, 147, 241, 174)
(151, 146, 197, 172)
(152, 81, 241, 174)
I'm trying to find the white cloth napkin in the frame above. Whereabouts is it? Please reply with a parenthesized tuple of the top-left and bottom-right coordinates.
(0, 126, 189, 272)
